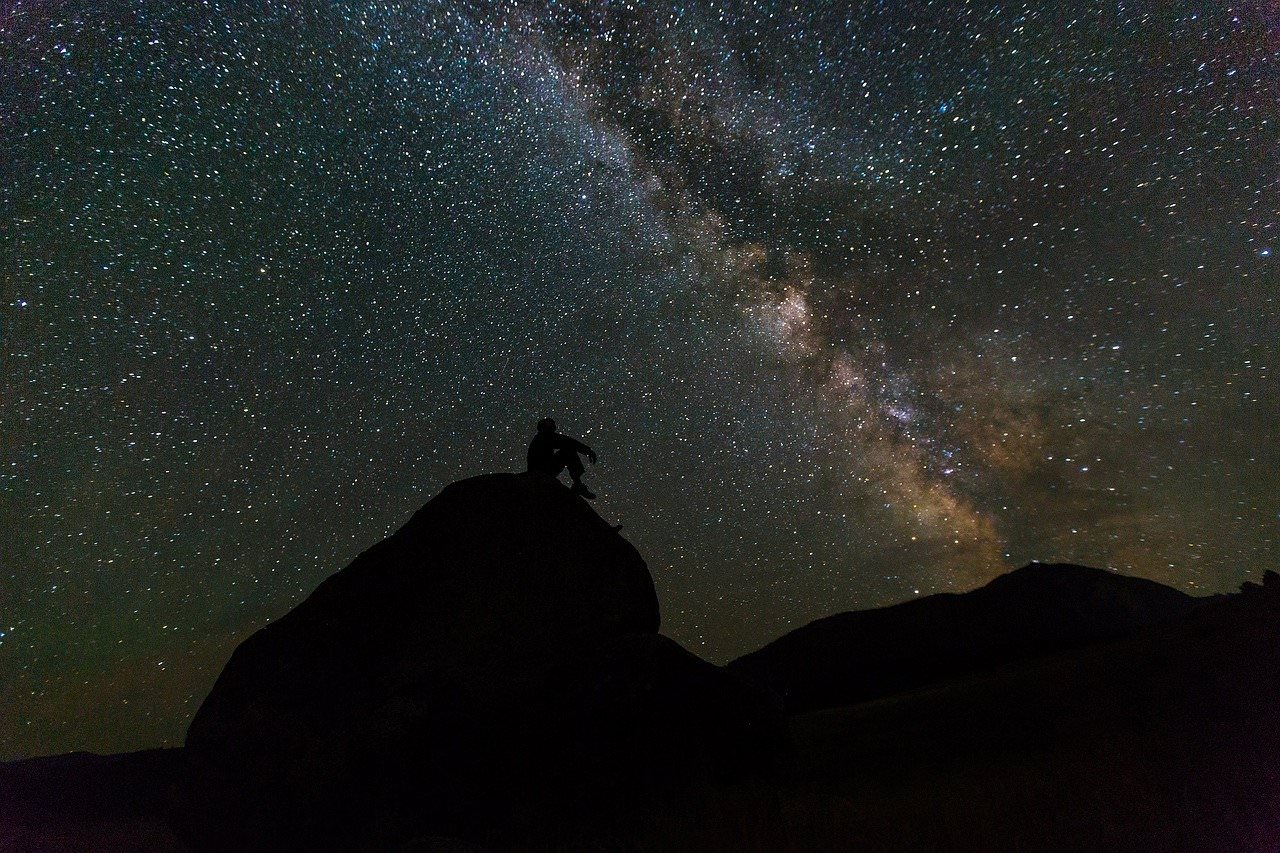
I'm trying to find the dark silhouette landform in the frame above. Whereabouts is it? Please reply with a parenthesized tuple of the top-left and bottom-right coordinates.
(5, 472, 1280, 851)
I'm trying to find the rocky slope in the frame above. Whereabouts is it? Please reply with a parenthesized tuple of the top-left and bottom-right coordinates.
(7, 476, 1278, 852)
(178, 472, 777, 849)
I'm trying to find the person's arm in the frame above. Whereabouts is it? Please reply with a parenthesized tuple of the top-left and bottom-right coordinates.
(558, 434, 597, 463)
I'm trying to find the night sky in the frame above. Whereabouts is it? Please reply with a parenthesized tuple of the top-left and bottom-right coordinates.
(3, 0, 1276, 759)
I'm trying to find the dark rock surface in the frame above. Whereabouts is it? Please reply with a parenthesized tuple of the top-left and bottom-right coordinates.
(188, 473, 659, 752)
(12, 574, 1280, 851)
(0, 749, 186, 852)
(14, 474, 1278, 851)
(178, 473, 774, 849)
(728, 561, 1207, 713)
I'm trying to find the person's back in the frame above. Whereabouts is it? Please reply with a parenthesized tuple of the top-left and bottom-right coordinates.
(526, 427, 560, 476)
(526, 417, 597, 499)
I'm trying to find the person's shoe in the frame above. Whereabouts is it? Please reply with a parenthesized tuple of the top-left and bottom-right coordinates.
(571, 481, 596, 500)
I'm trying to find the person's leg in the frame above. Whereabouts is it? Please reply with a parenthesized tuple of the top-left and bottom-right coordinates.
(563, 451, 584, 483)
(558, 450, 594, 499)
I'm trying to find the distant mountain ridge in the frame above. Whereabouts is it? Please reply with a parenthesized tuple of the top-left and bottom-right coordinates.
(728, 562, 1208, 714)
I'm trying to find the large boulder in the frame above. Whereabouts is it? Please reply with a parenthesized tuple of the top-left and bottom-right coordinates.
(179, 473, 774, 849)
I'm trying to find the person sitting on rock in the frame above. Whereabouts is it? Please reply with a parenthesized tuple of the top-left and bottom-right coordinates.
(527, 417, 597, 499)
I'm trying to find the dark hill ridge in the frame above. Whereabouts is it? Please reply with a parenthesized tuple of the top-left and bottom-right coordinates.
(728, 561, 1207, 714)
(179, 472, 777, 849)
(7, 474, 1277, 851)
(776, 571, 1280, 852)
(10, 576, 1280, 851)
(0, 749, 184, 851)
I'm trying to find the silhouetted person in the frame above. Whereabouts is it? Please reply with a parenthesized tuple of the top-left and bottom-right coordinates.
(527, 417, 597, 499)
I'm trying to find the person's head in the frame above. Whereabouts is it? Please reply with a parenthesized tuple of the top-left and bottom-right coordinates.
(536, 417, 556, 434)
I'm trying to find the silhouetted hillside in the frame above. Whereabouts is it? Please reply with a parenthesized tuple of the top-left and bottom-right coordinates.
(6, 477, 1279, 852)
(728, 562, 1207, 713)
(178, 473, 778, 849)
(0, 749, 184, 851)
(771, 570, 1280, 852)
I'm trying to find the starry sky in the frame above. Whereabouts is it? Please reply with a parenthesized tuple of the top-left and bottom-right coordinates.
(2, 0, 1276, 759)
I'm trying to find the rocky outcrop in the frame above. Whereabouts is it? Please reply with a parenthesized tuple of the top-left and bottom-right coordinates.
(13, 537, 1278, 852)
(179, 473, 775, 850)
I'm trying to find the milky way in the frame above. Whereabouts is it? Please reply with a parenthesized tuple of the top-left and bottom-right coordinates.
(2, 0, 1276, 757)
